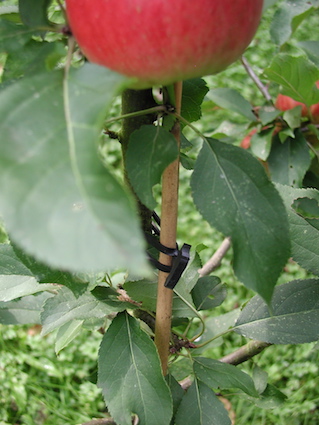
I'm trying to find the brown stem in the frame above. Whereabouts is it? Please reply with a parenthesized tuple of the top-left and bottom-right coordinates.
(154, 81, 183, 375)
(219, 340, 272, 366)
(198, 237, 231, 277)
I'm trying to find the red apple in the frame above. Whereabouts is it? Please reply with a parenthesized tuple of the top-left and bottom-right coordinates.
(65, 0, 263, 88)
(275, 81, 319, 123)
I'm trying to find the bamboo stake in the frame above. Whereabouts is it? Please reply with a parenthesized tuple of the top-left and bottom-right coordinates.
(154, 81, 183, 375)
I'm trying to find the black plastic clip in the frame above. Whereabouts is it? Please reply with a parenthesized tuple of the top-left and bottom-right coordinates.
(145, 212, 191, 290)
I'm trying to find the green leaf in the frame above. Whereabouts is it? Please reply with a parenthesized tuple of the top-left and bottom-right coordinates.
(0, 243, 32, 275)
(207, 88, 257, 122)
(181, 78, 209, 124)
(180, 152, 195, 170)
(175, 380, 231, 425)
(124, 279, 157, 311)
(0, 275, 54, 302)
(264, 54, 319, 105)
(0, 292, 52, 324)
(126, 125, 178, 209)
(292, 197, 319, 219)
(2, 40, 65, 82)
(55, 319, 84, 354)
(235, 278, 319, 344)
(124, 279, 198, 318)
(258, 106, 280, 126)
(11, 243, 79, 286)
(277, 184, 319, 275)
(0, 64, 147, 274)
(0, 19, 33, 54)
(252, 365, 268, 395)
(191, 276, 226, 311)
(41, 286, 130, 335)
(250, 128, 273, 161)
(298, 40, 319, 67)
(194, 357, 258, 397)
(98, 312, 173, 425)
(250, 384, 287, 409)
(192, 310, 240, 354)
(267, 131, 311, 187)
(173, 284, 199, 318)
(18, 0, 52, 28)
(0, 242, 76, 297)
(270, 0, 315, 46)
(282, 106, 302, 129)
(166, 374, 185, 420)
(0, 6, 20, 22)
(179, 249, 202, 292)
(191, 138, 290, 303)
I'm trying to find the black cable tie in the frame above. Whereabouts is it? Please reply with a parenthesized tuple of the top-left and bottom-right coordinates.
(152, 211, 161, 226)
(144, 212, 192, 290)
(145, 232, 178, 257)
(147, 254, 171, 273)
(164, 243, 191, 289)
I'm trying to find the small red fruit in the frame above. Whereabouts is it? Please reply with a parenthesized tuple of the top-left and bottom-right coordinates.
(275, 81, 319, 123)
(240, 128, 257, 149)
(310, 101, 319, 124)
(65, 0, 264, 88)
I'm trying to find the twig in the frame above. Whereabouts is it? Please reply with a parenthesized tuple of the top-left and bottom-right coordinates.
(81, 419, 117, 425)
(219, 340, 272, 366)
(241, 56, 273, 103)
(198, 237, 231, 277)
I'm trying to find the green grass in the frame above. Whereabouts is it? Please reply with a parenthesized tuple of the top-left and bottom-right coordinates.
(0, 325, 105, 425)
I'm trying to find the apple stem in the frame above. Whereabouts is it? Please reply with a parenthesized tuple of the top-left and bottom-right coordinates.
(154, 81, 183, 375)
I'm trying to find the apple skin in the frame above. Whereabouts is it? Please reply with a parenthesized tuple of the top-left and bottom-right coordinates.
(65, 0, 263, 88)
(275, 81, 319, 123)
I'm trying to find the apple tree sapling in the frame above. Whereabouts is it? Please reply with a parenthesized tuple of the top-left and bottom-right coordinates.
(3, 1, 319, 425)
(65, 0, 264, 374)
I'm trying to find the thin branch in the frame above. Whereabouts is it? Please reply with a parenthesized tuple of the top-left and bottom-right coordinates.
(81, 419, 117, 425)
(219, 340, 272, 366)
(241, 56, 273, 103)
(198, 237, 231, 277)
